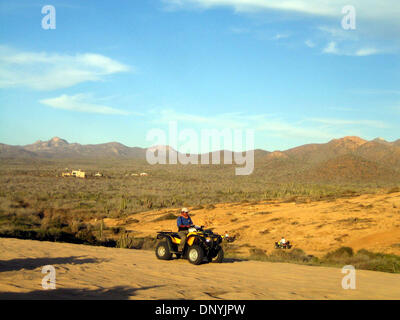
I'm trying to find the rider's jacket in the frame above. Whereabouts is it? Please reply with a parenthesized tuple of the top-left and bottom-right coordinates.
(177, 215, 193, 231)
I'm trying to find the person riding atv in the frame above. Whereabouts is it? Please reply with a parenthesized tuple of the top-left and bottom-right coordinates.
(155, 208, 224, 265)
(275, 236, 292, 249)
(176, 208, 193, 252)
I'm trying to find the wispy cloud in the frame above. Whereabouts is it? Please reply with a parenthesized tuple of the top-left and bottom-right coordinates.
(39, 93, 132, 115)
(323, 41, 339, 54)
(306, 118, 389, 129)
(322, 41, 382, 56)
(163, 0, 400, 26)
(165, 1, 400, 56)
(317, 26, 357, 41)
(317, 25, 392, 56)
(354, 48, 380, 56)
(0, 45, 131, 91)
(305, 40, 316, 48)
(272, 33, 290, 40)
(150, 109, 386, 140)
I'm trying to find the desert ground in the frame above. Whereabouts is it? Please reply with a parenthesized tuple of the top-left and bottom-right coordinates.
(1, 191, 400, 300)
(1, 237, 399, 300)
(101, 192, 400, 257)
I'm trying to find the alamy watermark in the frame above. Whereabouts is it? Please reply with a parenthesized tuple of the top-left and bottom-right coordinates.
(41, 265, 56, 290)
(341, 5, 356, 30)
(41, 5, 56, 30)
(145, 122, 255, 175)
(341, 265, 356, 290)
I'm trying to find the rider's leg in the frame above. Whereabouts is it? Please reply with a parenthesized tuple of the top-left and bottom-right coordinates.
(177, 231, 187, 251)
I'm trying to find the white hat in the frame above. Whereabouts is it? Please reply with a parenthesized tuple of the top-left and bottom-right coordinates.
(182, 207, 189, 213)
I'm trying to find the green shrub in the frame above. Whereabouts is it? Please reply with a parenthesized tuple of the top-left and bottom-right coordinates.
(324, 246, 354, 262)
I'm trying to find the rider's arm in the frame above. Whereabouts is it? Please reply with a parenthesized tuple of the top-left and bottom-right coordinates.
(177, 216, 183, 228)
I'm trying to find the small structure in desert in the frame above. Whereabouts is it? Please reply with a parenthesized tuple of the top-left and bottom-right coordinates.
(62, 169, 86, 178)
(140, 172, 149, 176)
(94, 172, 103, 177)
(131, 173, 139, 176)
(72, 170, 86, 178)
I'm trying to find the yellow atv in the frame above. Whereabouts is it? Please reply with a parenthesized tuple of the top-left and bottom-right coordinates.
(155, 226, 224, 265)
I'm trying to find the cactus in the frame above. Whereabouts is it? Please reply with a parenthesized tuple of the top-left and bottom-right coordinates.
(119, 196, 128, 213)
(99, 219, 104, 240)
(117, 232, 134, 249)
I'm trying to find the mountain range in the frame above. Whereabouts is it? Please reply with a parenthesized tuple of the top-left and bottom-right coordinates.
(0, 137, 146, 159)
(1, 136, 400, 183)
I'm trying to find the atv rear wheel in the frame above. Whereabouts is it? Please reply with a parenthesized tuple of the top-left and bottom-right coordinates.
(155, 241, 172, 260)
(187, 245, 204, 265)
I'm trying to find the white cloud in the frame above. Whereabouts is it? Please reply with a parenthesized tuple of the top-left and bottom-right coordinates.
(272, 33, 289, 40)
(354, 48, 379, 56)
(321, 41, 382, 56)
(0, 45, 130, 91)
(307, 118, 388, 129)
(163, 0, 400, 26)
(40, 93, 131, 115)
(152, 109, 352, 140)
(305, 40, 315, 48)
(152, 109, 390, 142)
(323, 41, 338, 54)
(165, 1, 400, 56)
(317, 26, 387, 56)
(148, 109, 391, 150)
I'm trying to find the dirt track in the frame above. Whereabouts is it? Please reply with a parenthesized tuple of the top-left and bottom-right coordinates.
(0, 238, 399, 299)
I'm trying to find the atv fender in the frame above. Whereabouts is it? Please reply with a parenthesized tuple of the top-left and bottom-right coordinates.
(158, 235, 174, 252)
(187, 236, 195, 246)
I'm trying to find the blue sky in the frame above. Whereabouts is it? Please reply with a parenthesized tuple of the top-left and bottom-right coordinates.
(0, 0, 399, 151)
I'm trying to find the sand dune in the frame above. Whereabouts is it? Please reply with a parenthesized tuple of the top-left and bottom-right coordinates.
(0, 238, 399, 300)
(102, 192, 400, 257)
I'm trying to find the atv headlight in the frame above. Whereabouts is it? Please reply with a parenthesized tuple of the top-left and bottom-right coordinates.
(206, 237, 211, 242)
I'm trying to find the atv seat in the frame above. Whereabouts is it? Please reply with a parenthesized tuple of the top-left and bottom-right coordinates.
(158, 231, 181, 239)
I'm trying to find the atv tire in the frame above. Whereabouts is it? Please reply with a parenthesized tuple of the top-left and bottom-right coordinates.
(187, 245, 204, 265)
(212, 247, 224, 263)
(208, 246, 224, 263)
(155, 241, 172, 260)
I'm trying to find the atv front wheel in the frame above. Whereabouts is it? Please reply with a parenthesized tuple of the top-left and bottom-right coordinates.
(211, 247, 224, 263)
(155, 241, 172, 260)
(187, 245, 204, 265)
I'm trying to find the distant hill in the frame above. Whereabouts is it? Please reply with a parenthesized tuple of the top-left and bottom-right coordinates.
(392, 139, 400, 147)
(1, 136, 399, 183)
(1, 137, 147, 159)
(0, 144, 37, 158)
(283, 136, 368, 164)
(300, 154, 400, 183)
(259, 136, 400, 183)
(279, 136, 400, 169)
